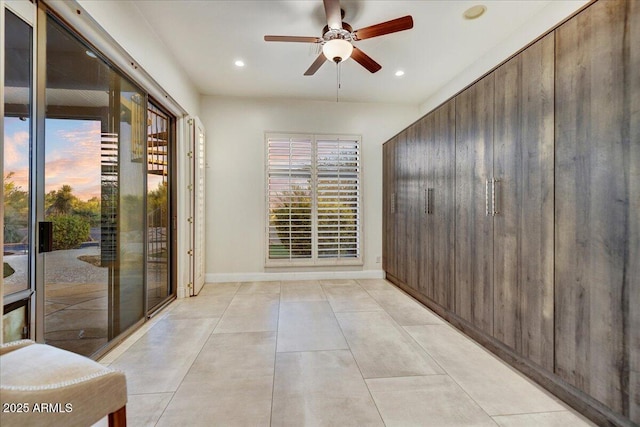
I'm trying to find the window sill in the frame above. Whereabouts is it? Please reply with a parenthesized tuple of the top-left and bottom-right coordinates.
(265, 258, 364, 268)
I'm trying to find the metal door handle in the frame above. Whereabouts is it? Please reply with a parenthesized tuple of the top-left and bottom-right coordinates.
(424, 189, 428, 214)
(391, 192, 396, 214)
(428, 188, 434, 215)
(492, 178, 500, 216)
(38, 222, 53, 253)
(485, 179, 490, 216)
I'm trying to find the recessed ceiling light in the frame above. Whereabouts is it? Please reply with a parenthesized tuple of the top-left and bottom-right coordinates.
(395, 70, 405, 77)
(234, 60, 245, 67)
(85, 50, 98, 59)
(463, 5, 486, 20)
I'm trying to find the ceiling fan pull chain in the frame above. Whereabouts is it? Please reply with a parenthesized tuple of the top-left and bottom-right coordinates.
(336, 62, 340, 102)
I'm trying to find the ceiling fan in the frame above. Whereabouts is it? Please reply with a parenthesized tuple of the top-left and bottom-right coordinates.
(264, 0, 414, 75)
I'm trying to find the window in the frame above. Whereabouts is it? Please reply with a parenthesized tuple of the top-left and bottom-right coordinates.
(266, 133, 362, 266)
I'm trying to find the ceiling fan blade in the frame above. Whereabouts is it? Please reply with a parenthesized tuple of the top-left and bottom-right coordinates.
(323, 0, 343, 29)
(304, 53, 327, 76)
(264, 35, 322, 43)
(353, 15, 414, 41)
(351, 47, 382, 73)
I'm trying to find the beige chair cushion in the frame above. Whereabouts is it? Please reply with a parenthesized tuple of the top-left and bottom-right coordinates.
(0, 343, 127, 427)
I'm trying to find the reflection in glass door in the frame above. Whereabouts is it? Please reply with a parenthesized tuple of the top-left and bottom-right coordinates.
(42, 13, 145, 356)
(146, 102, 173, 311)
(3, 6, 33, 343)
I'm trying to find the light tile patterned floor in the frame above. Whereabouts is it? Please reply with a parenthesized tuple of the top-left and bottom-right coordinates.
(96, 279, 594, 426)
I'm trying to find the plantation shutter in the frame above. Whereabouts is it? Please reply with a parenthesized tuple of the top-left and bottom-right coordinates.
(267, 137, 313, 260)
(316, 138, 360, 259)
(266, 133, 362, 266)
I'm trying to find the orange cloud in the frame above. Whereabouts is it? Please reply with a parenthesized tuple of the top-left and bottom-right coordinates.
(45, 121, 102, 200)
(4, 130, 29, 167)
(3, 129, 30, 190)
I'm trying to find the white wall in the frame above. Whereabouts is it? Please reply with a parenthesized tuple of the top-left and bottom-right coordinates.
(201, 96, 420, 282)
(419, 0, 590, 115)
(73, 0, 200, 117)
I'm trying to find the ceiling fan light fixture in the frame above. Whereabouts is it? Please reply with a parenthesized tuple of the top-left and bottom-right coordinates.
(322, 39, 353, 63)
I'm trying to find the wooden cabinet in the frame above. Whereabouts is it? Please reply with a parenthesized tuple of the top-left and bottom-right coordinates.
(384, 102, 455, 304)
(455, 75, 495, 335)
(383, 100, 455, 306)
(453, 32, 555, 365)
(554, 0, 639, 419)
(419, 100, 455, 309)
(383, 1, 638, 423)
(493, 32, 555, 371)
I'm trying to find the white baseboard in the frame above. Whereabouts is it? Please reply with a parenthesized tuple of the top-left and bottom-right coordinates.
(205, 270, 385, 283)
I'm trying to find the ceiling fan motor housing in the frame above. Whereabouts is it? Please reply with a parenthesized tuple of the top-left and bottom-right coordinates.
(322, 23, 353, 41)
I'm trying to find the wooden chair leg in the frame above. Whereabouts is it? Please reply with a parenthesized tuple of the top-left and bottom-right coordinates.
(108, 405, 127, 427)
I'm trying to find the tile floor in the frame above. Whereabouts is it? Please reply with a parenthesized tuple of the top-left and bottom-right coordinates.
(96, 279, 594, 426)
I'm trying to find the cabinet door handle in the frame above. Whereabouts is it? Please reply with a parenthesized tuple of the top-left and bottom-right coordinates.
(485, 179, 491, 216)
(424, 188, 428, 214)
(391, 192, 396, 214)
(428, 188, 434, 215)
(492, 178, 500, 216)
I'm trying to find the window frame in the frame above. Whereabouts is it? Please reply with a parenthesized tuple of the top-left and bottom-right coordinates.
(264, 132, 363, 267)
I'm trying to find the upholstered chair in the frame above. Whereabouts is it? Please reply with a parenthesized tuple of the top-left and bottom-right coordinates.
(0, 340, 127, 426)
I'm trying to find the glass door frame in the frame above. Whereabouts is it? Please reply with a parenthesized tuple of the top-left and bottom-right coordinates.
(2, 0, 38, 342)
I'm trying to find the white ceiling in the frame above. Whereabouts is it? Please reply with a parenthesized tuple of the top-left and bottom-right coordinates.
(132, 0, 583, 105)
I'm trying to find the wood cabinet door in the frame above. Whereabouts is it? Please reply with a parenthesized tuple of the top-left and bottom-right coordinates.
(417, 113, 434, 298)
(428, 100, 456, 309)
(405, 123, 423, 291)
(493, 32, 555, 371)
(382, 140, 396, 277)
(555, 0, 639, 420)
(455, 75, 495, 334)
(393, 132, 409, 284)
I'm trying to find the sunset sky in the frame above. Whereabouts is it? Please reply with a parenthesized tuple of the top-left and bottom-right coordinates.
(4, 118, 101, 201)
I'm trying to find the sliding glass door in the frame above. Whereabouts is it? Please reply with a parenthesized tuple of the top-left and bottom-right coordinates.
(2, 3, 177, 356)
(41, 13, 146, 356)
